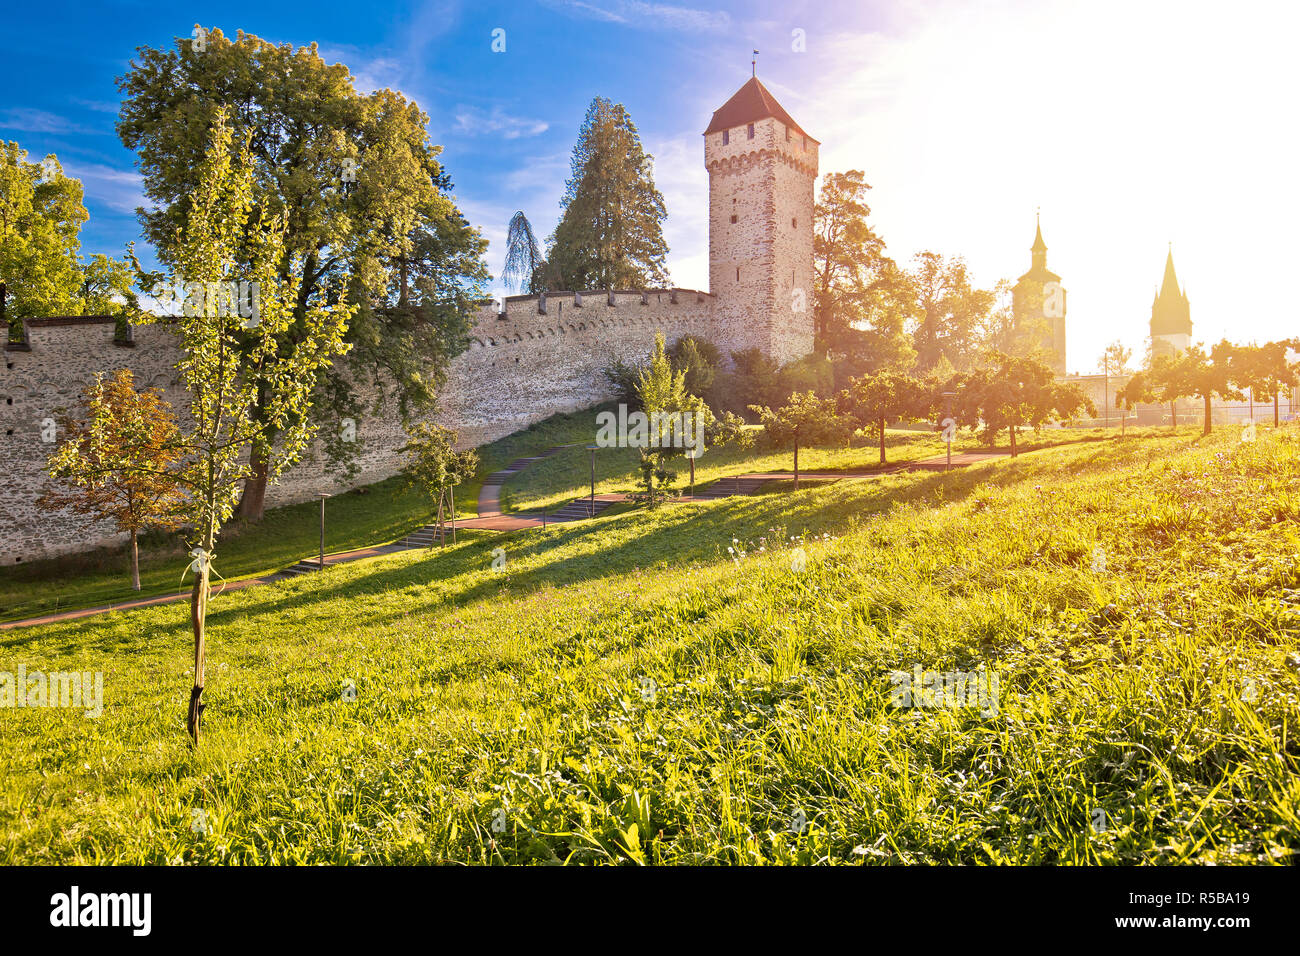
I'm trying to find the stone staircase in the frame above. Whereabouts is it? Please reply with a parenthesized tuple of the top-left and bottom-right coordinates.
(282, 558, 325, 576)
(539, 496, 618, 523)
(482, 455, 548, 493)
(693, 476, 776, 499)
(396, 524, 454, 548)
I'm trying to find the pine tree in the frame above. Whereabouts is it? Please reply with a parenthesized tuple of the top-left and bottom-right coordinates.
(548, 97, 669, 290)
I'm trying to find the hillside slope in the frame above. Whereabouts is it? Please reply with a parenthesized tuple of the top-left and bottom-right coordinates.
(1, 427, 1297, 864)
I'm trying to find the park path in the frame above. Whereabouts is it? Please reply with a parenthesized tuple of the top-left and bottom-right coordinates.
(1, 448, 1013, 631)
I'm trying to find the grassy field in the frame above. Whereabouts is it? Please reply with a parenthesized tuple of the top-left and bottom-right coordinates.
(2, 423, 1297, 863)
(501, 418, 1166, 512)
(0, 406, 611, 623)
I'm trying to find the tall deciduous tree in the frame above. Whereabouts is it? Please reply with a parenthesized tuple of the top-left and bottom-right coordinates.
(748, 392, 850, 489)
(0, 146, 84, 330)
(1175, 342, 1243, 436)
(161, 112, 352, 745)
(908, 252, 996, 373)
(812, 170, 912, 374)
(38, 369, 186, 590)
(839, 369, 927, 464)
(547, 97, 669, 290)
(117, 27, 488, 520)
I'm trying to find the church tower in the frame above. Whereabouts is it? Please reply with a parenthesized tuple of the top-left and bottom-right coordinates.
(704, 76, 817, 365)
(1150, 246, 1192, 361)
(1011, 214, 1067, 375)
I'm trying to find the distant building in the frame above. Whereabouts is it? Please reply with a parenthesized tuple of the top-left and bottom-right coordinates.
(1150, 246, 1192, 361)
(1011, 215, 1067, 375)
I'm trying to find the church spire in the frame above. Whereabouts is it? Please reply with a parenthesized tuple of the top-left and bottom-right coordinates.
(1031, 210, 1047, 269)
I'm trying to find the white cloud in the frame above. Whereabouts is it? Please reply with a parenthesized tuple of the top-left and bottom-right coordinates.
(542, 0, 731, 33)
(453, 106, 549, 139)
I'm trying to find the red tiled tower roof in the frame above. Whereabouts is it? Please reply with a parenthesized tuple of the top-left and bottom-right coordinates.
(704, 77, 818, 142)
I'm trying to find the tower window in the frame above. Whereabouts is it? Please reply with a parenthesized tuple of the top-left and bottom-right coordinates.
(722, 130, 729, 145)
(747, 123, 754, 140)
(792, 218, 797, 228)
(736, 267, 740, 281)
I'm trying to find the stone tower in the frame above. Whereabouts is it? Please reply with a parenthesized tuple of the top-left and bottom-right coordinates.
(1150, 246, 1192, 361)
(703, 76, 817, 365)
(1011, 215, 1067, 375)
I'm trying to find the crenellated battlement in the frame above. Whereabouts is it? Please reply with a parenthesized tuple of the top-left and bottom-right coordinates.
(1, 74, 818, 564)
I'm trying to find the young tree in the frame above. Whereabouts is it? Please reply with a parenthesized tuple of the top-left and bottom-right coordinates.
(839, 369, 927, 464)
(748, 392, 850, 489)
(630, 333, 704, 507)
(1170, 341, 1241, 436)
(1114, 370, 1151, 437)
(399, 423, 479, 545)
(1098, 340, 1133, 427)
(1145, 354, 1191, 431)
(502, 211, 543, 293)
(956, 351, 1094, 456)
(161, 112, 352, 745)
(1230, 340, 1299, 428)
(37, 370, 186, 590)
(547, 97, 669, 290)
(118, 27, 488, 520)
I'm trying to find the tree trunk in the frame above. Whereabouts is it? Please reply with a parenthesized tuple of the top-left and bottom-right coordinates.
(1171, 401, 1177, 431)
(1010, 424, 1018, 458)
(793, 442, 800, 491)
(1203, 393, 1212, 436)
(879, 417, 887, 464)
(187, 561, 209, 746)
(436, 495, 444, 549)
(129, 531, 140, 591)
(236, 442, 271, 522)
(449, 487, 457, 544)
(1275, 393, 1280, 428)
(689, 456, 695, 496)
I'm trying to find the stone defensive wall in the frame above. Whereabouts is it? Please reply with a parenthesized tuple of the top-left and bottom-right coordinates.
(0, 287, 717, 564)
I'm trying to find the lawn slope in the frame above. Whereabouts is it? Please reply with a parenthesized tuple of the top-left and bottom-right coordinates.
(1, 426, 1297, 864)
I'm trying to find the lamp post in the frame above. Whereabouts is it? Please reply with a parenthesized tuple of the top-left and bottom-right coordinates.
(941, 391, 956, 471)
(585, 444, 598, 517)
(317, 493, 331, 569)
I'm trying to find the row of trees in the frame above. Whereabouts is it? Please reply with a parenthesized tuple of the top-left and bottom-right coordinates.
(749, 350, 1095, 487)
(1116, 339, 1299, 434)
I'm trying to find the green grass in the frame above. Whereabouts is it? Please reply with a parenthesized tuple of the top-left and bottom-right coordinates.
(2, 424, 1297, 863)
(0, 405, 614, 623)
(503, 422, 1171, 512)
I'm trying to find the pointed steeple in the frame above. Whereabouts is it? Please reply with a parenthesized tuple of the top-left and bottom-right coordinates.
(1159, 244, 1181, 300)
(1151, 244, 1192, 338)
(1030, 211, 1048, 271)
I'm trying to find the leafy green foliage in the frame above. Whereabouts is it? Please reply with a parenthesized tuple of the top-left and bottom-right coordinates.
(547, 97, 669, 290)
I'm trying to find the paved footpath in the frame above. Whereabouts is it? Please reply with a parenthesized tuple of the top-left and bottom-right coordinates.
(1, 448, 1014, 631)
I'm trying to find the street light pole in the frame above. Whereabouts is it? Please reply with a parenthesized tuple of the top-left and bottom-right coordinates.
(941, 391, 956, 471)
(317, 493, 331, 569)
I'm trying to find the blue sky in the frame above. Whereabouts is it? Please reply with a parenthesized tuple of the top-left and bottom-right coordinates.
(3, 0, 1297, 373)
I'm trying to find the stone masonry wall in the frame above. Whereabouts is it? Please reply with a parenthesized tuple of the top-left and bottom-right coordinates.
(0, 289, 716, 564)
